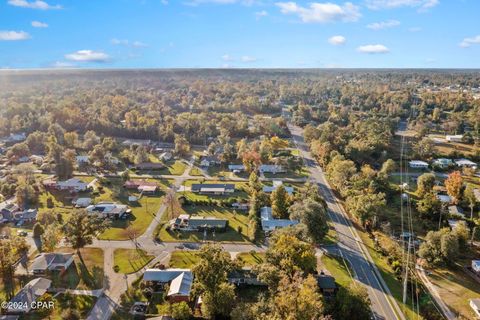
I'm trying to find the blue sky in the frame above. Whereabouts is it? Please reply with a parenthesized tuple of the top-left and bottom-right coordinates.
(0, 0, 479, 69)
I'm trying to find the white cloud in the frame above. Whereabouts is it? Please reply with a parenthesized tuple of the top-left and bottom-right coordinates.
(8, 0, 62, 10)
(0, 30, 30, 41)
(65, 50, 110, 62)
(357, 44, 390, 53)
(367, 19, 400, 30)
(365, 0, 439, 11)
(276, 2, 361, 23)
(459, 35, 480, 48)
(222, 54, 234, 61)
(328, 35, 346, 45)
(240, 55, 257, 62)
(31, 21, 48, 28)
(255, 10, 268, 19)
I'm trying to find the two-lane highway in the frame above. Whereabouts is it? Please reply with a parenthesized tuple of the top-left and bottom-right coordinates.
(288, 124, 405, 320)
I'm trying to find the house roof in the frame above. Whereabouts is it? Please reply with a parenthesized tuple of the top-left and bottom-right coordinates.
(8, 278, 51, 313)
(143, 269, 192, 282)
(168, 272, 193, 297)
(188, 217, 228, 228)
(30, 253, 74, 271)
(448, 205, 464, 216)
(455, 158, 477, 166)
(191, 183, 235, 192)
(409, 160, 429, 166)
(136, 162, 165, 169)
(228, 164, 245, 170)
(316, 274, 337, 290)
(262, 185, 294, 194)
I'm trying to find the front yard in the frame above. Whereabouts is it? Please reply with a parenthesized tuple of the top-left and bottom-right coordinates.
(113, 248, 154, 274)
(169, 251, 200, 268)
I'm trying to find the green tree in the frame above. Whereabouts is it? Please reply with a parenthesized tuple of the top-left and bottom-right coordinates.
(271, 184, 289, 219)
(174, 134, 191, 156)
(330, 284, 372, 320)
(346, 192, 386, 227)
(464, 185, 477, 219)
(41, 225, 62, 252)
(247, 171, 262, 195)
(416, 192, 441, 220)
(289, 198, 328, 243)
(169, 302, 192, 320)
(417, 173, 436, 197)
(380, 159, 397, 175)
(413, 137, 435, 159)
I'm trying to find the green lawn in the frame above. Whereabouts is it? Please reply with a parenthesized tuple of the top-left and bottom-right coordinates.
(236, 252, 265, 266)
(319, 254, 353, 288)
(53, 247, 104, 290)
(94, 177, 164, 240)
(157, 206, 251, 243)
(169, 251, 200, 268)
(189, 166, 204, 176)
(428, 265, 480, 319)
(113, 248, 154, 274)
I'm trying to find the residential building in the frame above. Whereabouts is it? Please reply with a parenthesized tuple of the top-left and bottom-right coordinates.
(260, 206, 298, 232)
(436, 194, 452, 204)
(200, 155, 220, 167)
(262, 180, 294, 195)
(228, 268, 264, 286)
(122, 139, 152, 147)
(472, 260, 480, 274)
(259, 164, 286, 174)
(228, 164, 245, 172)
(470, 299, 480, 319)
(159, 152, 173, 161)
(143, 269, 193, 303)
(231, 202, 249, 210)
(56, 178, 89, 192)
(124, 180, 158, 194)
(30, 253, 74, 275)
(448, 205, 465, 218)
(86, 202, 130, 219)
(433, 158, 453, 168)
(455, 158, 477, 168)
(73, 197, 92, 208)
(0, 200, 19, 223)
(409, 160, 429, 169)
(6, 278, 51, 314)
(13, 209, 37, 223)
(446, 135, 463, 142)
(191, 183, 235, 195)
(316, 273, 338, 297)
(170, 214, 228, 232)
(76, 155, 89, 165)
(135, 162, 165, 170)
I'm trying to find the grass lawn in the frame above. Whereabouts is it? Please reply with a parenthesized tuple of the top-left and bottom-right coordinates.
(428, 265, 480, 319)
(52, 247, 104, 290)
(236, 252, 265, 266)
(181, 179, 248, 202)
(157, 206, 251, 243)
(189, 166, 204, 176)
(169, 251, 200, 268)
(95, 177, 164, 240)
(319, 254, 353, 288)
(113, 248, 154, 274)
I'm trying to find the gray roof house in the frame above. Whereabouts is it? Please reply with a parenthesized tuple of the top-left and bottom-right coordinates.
(191, 183, 235, 194)
(7, 278, 51, 314)
(30, 253, 74, 275)
(260, 206, 298, 232)
(143, 269, 193, 302)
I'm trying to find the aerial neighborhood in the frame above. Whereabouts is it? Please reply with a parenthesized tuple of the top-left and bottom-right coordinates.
(0, 70, 479, 320)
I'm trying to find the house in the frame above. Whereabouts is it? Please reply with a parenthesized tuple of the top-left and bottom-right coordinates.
(4, 132, 26, 144)
(446, 135, 463, 142)
(200, 155, 221, 167)
(433, 158, 453, 169)
(455, 158, 477, 168)
(170, 214, 228, 232)
(316, 273, 338, 297)
(122, 139, 152, 147)
(6, 278, 51, 314)
(470, 299, 480, 319)
(259, 164, 286, 174)
(436, 194, 452, 204)
(228, 164, 245, 172)
(159, 152, 173, 161)
(30, 253, 74, 275)
(143, 269, 193, 303)
(448, 205, 465, 218)
(409, 160, 429, 169)
(231, 202, 249, 210)
(262, 180, 294, 195)
(228, 268, 264, 286)
(76, 155, 89, 165)
(472, 260, 480, 274)
(448, 219, 459, 229)
(86, 202, 130, 219)
(0, 200, 19, 223)
(73, 197, 92, 208)
(124, 180, 158, 194)
(57, 178, 89, 192)
(13, 209, 37, 223)
(260, 206, 298, 232)
(190, 183, 235, 195)
(135, 162, 165, 170)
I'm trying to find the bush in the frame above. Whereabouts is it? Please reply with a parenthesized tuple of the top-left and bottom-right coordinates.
(113, 265, 120, 273)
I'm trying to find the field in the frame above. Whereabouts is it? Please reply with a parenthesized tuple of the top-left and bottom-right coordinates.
(168, 251, 200, 268)
(157, 206, 251, 243)
(113, 248, 154, 274)
(236, 252, 265, 266)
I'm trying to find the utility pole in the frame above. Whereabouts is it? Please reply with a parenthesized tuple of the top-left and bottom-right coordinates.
(403, 236, 411, 305)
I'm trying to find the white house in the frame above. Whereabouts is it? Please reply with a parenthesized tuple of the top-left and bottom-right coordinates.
(446, 135, 463, 142)
(433, 158, 453, 168)
(57, 178, 89, 192)
(228, 164, 245, 172)
(409, 160, 429, 169)
(260, 206, 298, 232)
(76, 155, 89, 165)
(437, 194, 452, 204)
(259, 164, 286, 174)
(86, 202, 129, 219)
(262, 180, 294, 195)
(455, 158, 477, 168)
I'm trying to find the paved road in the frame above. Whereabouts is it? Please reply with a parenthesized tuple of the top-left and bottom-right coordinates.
(288, 124, 405, 320)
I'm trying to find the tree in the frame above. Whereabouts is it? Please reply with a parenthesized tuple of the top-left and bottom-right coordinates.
(416, 192, 441, 220)
(271, 273, 324, 320)
(16, 176, 38, 209)
(419, 228, 460, 265)
(242, 150, 261, 173)
(0, 236, 29, 298)
(329, 284, 372, 320)
(64, 132, 78, 148)
(464, 185, 477, 219)
(192, 244, 237, 318)
(326, 155, 357, 196)
(63, 210, 109, 256)
(61, 308, 81, 320)
(164, 187, 181, 219)
(33, 223, 45, 238)
(6, 142, 30, 162)
(416, 173, 436, 197)
(413, 137, 435, 159)
(56, 149, 76, 179)
(174, 134, 190, 156)
(289, 198, 328, 243)
(346, 192, 386, 227)
(271, 185, 289, 219)
(83, 130, 100, 149)
(247, 171, 262, 195)
(134, 146, 149, 165)
(445, 171, 463, 204)
(41, 225, 62, 252)
(380, 159, 397, 175)
(169, 302, 192, 320)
